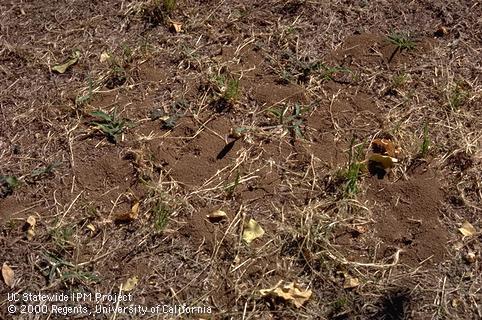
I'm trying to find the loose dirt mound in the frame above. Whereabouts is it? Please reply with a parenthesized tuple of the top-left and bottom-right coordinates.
(368, 170, 449, 266)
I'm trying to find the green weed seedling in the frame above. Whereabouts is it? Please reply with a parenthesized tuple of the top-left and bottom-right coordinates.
(30, 161, 61, 180)
(225, 171, 241, 198)
(420, 122, 430, 157)
(387, 32, 416, 63)
(163, 0, 176, 13)
(268, 103, 306, 140)
(0, 175, 19, 198)
(153, 202, 171, 231)
(448, 84, 468, 110)
(90, 109, 127, 143)
(388, 33, 417, 51)
(75, 78, 94, 107)
(344, 138, 366, 196)
(213, 74, 240, 102)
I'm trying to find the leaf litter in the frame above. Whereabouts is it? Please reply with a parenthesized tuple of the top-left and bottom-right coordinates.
(260, 281, 312, 308)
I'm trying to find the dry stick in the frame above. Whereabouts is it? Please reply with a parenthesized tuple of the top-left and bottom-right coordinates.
(325, 248, 404, 269)
(110, 283, 123, 320)
(55, 191, 83, 228)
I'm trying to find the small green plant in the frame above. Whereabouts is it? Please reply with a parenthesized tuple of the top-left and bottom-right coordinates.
(388, 33, 417, 51)
(343, 138, 366, 196)
(448, 84, 468, 110)
(90, 109, 127, 143)
(153, 202, 171, 231)
(30, 161, 61, 180)
(75, 78, 94, 107)
(392, 73, 408, 88)
(50, 226, 75, 250)
(163, 0, 176, 12)
(213, 74, 240, 102)
(420, 122, 430, 156)
(225, 171, 241, 197)
(268, 103, 306, 139)
(42, 252, 99, 285)
(0, 175, 19, 198)
(321, 65, 350, 82)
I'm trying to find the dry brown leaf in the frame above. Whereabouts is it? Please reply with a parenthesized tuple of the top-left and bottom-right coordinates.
(371, 138, 400, 157)
(26, 215, 36, 227)
(25, 215, 36, 241)
(122, 276, 138, 291)
(100, 51, 111, 63)
(459, 221, 477, 237)
(170, 20, 183, 33)
(114, 202, 140, 223)
(2, 263, 14, 288)
(464, 252, 476, 264)
(242, 218, 265, 244)
(343, 276, 360, 289)
(451, 298, 461, 308)
(260, 281, 312, 308)
(52, 50, 80, 73)
(206, 209, 228, 223)
(368, 153, 398, 169)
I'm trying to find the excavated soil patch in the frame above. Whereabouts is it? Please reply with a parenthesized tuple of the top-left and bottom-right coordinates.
(367, 170, 449, 266)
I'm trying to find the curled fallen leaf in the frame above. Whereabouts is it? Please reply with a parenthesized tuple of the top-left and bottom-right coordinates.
(170, 20, 183, 33)
(242, 218, 264, 244)
(371, 138, 399, 157)
(52, 50, 81, 74)
(206, 209, 228, 223)
(122, 276, 138, 291)
(458, 221, 477, 237)
(368, 153, 398, 169)
(100, 51, 111, 63)
(343, 276, 360, 289)
(2, 263, 14, 288)
(260, 281, 312, 308)
(25, 215, 36, 240)
(86, 224, 96, 232)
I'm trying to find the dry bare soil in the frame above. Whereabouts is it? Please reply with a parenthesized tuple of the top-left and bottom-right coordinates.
(1, 1, 481, 319)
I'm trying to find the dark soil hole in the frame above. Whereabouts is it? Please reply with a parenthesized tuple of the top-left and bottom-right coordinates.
(373, 289, 411, 320)
(447, 151, 473, 171)
(211, 98, 232, 113)
(142, 5, 165, 28)
(368, 160, 387, 179)
(216, 140, 236, 160)
(105, 75, 127, 89)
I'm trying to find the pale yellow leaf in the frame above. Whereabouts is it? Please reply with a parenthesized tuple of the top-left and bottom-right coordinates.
(2, 263, 14, 288)
(52, 50, 81, 74)
(86, 224, 96, 232)
(131, 202, 140, 219)
(459, 221, 476, 237)
(171, 21, 183, 33)
(242, 218, 264, 244)
(25, 215, 36, 240)
(100, 51, 111, 63)
(27, 229, 35, 241)
(260, 281, 312, 308)
(206, 209, 228, 223)
(122, 276, 138, 292)
(26, 215, 36, 227)
(343, 276, 360, 289)
(368, 153, 398, 169)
